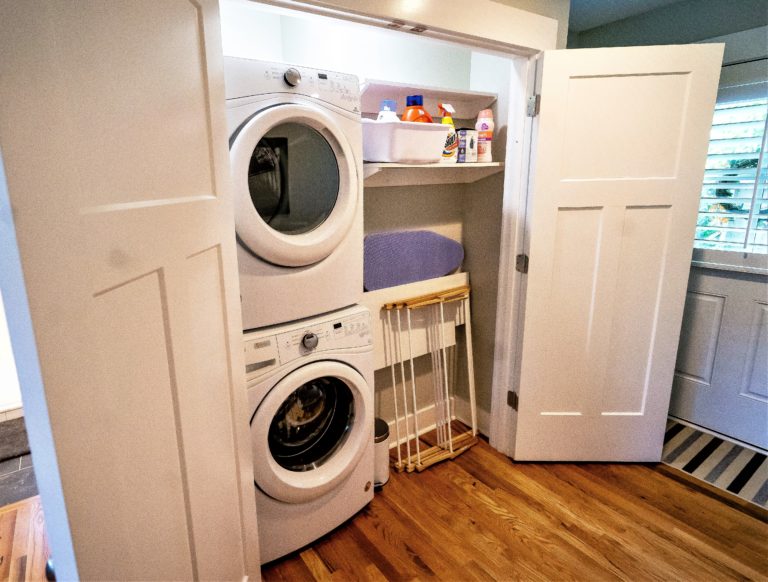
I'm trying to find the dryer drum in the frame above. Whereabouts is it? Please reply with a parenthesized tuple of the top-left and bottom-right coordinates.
(268, 377, 355, 472)
(246, 122, 340, 236)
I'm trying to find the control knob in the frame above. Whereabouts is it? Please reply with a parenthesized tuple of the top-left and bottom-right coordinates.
(283, 68, 301, 87)
(302, 332, 319, 350)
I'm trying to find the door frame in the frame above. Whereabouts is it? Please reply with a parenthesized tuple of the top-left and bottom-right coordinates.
(487, 55, 541, 457)
(0, 152, 79, 578)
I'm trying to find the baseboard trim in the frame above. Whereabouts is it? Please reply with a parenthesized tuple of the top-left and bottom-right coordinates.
(453, 395, 490, 437)
(384, 397, 490, 449)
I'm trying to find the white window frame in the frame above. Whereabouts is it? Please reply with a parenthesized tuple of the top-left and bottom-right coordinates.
(692, 54, 768, 272)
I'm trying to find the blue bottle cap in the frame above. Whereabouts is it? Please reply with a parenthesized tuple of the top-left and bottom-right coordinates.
(406, 95, 424, 107)
(380, 99, 397, 112)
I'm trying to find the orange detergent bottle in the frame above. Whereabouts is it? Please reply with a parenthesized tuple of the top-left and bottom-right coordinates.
(401, 95, 433, 123)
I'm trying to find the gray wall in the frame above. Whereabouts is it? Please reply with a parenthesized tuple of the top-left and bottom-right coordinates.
(569, 0, 768, 48)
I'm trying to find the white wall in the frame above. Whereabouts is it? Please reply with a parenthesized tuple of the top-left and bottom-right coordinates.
(220, 0, 284, 61)
(220, 0, 472, 90)
(0, 291, 22, 413)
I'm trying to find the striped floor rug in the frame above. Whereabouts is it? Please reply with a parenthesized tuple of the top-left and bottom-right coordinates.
(663, 419, 767, 508)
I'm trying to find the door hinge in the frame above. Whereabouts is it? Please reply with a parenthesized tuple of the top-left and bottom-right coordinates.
(515, 254, 529, 274)
(507, 390, 519, 411)
(526, 94, 540, 117)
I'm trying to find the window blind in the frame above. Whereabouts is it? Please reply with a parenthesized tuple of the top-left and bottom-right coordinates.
(695, 96, 768, 254)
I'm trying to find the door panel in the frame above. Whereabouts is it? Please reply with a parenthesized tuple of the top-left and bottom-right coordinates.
(744, 304, 768, 401)
(0, 1, 260, 578)
(560, 73, 690, 180)
(514, 45, 723, 461)
(670, 268, 768, 449)
(675, 291, 725, 385)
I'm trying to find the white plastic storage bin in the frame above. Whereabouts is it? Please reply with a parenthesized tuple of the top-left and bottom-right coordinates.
(363, 119, 450, 164)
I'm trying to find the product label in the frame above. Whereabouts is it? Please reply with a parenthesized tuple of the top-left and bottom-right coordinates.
(443, 131, 458, 159)
(477, 130, 492, 161)
(457, 129, 478, 163)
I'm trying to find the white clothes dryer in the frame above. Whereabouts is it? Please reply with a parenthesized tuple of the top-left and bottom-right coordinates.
(224, 57, 363, 331)
(244, 305, 374, 564)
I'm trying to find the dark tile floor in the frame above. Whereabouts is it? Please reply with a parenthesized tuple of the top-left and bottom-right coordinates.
(0, 453, 38, 507)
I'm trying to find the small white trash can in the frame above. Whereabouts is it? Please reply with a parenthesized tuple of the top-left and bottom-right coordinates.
(374, 417, 390, 487)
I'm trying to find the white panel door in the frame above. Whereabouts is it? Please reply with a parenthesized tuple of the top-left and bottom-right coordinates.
(514, 45, 724, 461)
(0, 1, 260, 579)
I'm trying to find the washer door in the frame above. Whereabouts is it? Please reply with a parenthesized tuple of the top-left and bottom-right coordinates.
(230, 103, 359, 267)
(251, 361, 372, 504)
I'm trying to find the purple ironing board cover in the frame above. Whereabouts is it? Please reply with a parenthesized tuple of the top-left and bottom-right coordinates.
(364, 230, 464, 291)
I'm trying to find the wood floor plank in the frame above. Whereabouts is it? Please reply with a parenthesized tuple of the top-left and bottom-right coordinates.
(366, 485, 468, 579)
(265, 549, 316, 581)
(26, 500, 47, 582)
(552, 463, 766, 580)
(8, 500, 30, 582)
(4, 441, 766, 581)
(0, 496, 48, 582)
(262, 438, 768, 582)
(411, 464, 591, 580)
(511, 462, 742, 580)
(437, 459, 631, 580)
(586, 463, 767, 559)
(0, 507, 18, 580)
(300, 548, 334, 581)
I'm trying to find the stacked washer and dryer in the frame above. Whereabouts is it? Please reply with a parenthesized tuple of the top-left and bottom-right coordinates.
(224, 57, 375, 564)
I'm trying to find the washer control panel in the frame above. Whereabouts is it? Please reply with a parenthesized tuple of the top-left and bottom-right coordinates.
(224, 57, 360, 113)
(244, 306, 372, 382)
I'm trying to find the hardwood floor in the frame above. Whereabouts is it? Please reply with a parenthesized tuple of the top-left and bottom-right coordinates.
(263, 438, 768, 581)
(2, 439, 766, 581)
(0, 496, 49, 581)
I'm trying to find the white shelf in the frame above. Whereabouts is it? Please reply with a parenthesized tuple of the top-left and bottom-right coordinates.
(361, 79, 497, 119)
(363, 162, 504, 188)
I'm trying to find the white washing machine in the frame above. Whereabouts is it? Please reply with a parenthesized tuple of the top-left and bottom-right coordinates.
(244, 305, 374, 564)
(225, 57, 363, 331)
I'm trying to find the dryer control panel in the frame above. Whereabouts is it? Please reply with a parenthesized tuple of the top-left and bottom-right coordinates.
(224, 57, 360, 114)
(244, 306, 372, 382)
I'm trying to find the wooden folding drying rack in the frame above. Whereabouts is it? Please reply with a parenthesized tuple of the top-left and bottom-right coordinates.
(383, 284, 478, 473)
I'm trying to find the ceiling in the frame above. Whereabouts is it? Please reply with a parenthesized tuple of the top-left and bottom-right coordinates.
(568, 0, 687, 32)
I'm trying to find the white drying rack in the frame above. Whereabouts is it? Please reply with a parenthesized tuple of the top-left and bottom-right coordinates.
(383, 284, 478, 473)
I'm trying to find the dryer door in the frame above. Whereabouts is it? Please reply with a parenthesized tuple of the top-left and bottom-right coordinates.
(251, 360, 372, 504)
(230, 103, 359, 267)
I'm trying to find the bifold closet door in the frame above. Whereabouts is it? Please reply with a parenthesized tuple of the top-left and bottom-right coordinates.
(0, 1, 260, 579)
(514, 44, 723, 461)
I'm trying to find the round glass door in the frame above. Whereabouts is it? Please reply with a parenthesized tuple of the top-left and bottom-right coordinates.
(231, 104, 359, 268)
(250, 361, 372, 504)
(268, 376, 354, 472)
(248, 123, 340, 236)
